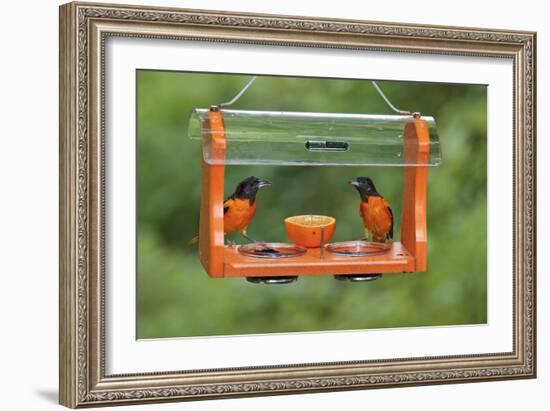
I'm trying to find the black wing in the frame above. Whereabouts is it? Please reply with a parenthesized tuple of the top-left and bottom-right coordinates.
(387, 206, 394, 241)
(223, 195, 233, 215)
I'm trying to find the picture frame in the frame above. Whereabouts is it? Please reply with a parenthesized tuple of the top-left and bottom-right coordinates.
(59, 1, 536, 408)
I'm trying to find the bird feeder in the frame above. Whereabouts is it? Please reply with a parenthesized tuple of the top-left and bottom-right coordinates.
(188, 81, 442, 283)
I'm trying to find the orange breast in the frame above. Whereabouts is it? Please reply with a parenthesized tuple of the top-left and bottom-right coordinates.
(224, 198, 257, 234)
(360, 196, 393, 241)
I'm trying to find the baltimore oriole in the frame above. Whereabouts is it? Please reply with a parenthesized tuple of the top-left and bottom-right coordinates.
(350, 177, 393, 243)
(222, 176, 271, 241)
(189, 176, 271, 244)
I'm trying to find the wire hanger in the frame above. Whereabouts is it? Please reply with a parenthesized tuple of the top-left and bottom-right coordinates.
(218, 76, 258, 108)
(215, 76, 413, 115)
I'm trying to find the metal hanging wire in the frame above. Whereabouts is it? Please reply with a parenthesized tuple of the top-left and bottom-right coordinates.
(371, 81, 411, 115)
(215, 75, 413, 116)
(218, 76, 257, 108)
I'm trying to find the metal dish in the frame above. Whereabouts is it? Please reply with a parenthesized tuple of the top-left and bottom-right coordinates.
(325, 240, 390, 257)
(237, 242, 307, 259)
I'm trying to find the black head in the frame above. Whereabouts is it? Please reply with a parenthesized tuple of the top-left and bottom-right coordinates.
(349, 177, 379, 201)
(232, 176, 272, 204)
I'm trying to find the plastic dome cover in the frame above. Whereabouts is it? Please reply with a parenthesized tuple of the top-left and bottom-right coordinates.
(188, 109, 441, 167)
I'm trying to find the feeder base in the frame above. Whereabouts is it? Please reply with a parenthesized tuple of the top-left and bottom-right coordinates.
(221, 241, 414, 278)
(246, 276, 298, 285)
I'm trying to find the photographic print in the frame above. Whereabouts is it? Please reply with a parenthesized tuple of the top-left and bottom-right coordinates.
(60, 3, 535, 406)
(136, 72, 487, 338)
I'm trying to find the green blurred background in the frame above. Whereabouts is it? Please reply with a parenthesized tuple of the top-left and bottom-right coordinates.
(137, 71, 487, 338)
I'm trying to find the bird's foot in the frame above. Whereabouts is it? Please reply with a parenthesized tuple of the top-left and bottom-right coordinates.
(241, 233, 262, 244)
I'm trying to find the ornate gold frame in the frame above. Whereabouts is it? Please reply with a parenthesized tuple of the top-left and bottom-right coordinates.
(59, 1, 536, 408)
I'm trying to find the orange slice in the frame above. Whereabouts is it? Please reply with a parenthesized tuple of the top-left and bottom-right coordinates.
(284, 215, 336, 248)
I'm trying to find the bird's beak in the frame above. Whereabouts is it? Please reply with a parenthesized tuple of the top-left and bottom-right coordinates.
(349, 179, 360, 187)
(257, 179, 272, 189)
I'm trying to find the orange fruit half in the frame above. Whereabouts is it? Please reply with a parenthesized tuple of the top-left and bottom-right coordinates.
(284, 215, 336, 248)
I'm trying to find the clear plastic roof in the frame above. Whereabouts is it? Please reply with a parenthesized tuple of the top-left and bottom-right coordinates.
(188, 109, 441, 167)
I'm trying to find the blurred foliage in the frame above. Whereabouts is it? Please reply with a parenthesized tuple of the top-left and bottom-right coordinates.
(137, 71, 487, 338)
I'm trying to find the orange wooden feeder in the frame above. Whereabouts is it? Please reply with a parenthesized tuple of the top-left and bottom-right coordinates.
(188, 83, 441, 283)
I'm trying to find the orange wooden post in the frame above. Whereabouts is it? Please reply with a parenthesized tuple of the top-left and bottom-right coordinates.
(401, 116, 430, 272)
(198, 108, 226, 278)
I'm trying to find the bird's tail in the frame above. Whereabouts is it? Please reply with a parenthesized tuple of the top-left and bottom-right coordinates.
(188, 235, 199, 245)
